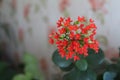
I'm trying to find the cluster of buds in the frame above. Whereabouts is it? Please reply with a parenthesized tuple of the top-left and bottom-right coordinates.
(49, 16, 99, 61)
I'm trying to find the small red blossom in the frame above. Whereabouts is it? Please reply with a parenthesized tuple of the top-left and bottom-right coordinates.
(64, 17, 73, 27)
(49, 38, 54, 44)
(59, 28, 66, 34)
(64, 21, 70, 27)
(90, 18, 94, 23)
(79, 24, 84, 29)
(66, 51, 73, 60)
(69, 32, 74, 39)
(74, 56, 80, 61)
(68, 26, 74, 31)
(67, 44, 73, 51)
(78, 16, 86, 22)
(49, 16, 99, 61)
(57, 22, 62, 27)
(54, 32, 59, 39)
(75, 34, 81, 40)
(66, 17, 72, 22)
(84, 38, 89, 44)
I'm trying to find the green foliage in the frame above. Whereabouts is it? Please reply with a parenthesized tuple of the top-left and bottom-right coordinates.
(52, 48, 106, 80)
(13, 53, 44, 80)
(75, 59, 88, 71)
(102, 57, 120, 80)
(52, 50, 73, 71)
(86, 48, 105, 66)
(60, 63, 74, 71)
(23, 52, 38, 65)
(52, 47, 120, 80)
(13, 74, 26, 80)
(63, 68, 97, 80)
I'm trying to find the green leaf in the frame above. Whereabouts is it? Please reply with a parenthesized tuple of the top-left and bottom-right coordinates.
(60, 63, 74, 71)
(23, 53, 38, 65)
(86, 48, 104, 66)
(103, 71, 117, 80)
(25, 72, 33, 80)
(24, 64, 38, 76)
(63, 69, 78, 80)
(63, 69, 97, 80)
(52, 50, 73, 69)
(24, 64, 44, 80)
(23, 53, 45, 80)
(85, 70, 97, 80)
(75, 59, 88, 71)
(13, 74, 26, 80)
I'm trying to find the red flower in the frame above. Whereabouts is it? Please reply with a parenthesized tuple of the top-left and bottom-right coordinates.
(69, 32, 74, 39)
(57, 22, 62, 27)
(54, 32, 59, 39)
(75, 34, 81, 40)
(49, 38, 54, 44)
(68, 25, 74, 31)
(49, 16, 99, 61)
(59, 28, 66, 34)
(66, 51, 73, 60)
(90, 18, 94, 23)
(74, 56, 80, 61)
(78, 16, 86, 22)
(59, 49, 66, 58)
(79, 24, 84, 29)
(66, 17, 72, 22)
(67, 44, 73, 51)
(57, 17, 64, 27)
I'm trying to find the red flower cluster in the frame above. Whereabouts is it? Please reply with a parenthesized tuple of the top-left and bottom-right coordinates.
(49, 16, 99, 61)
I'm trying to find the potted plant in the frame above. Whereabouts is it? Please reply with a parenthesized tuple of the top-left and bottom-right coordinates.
(49, 16, 105, 80)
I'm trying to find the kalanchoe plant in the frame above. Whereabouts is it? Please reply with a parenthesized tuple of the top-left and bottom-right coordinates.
(49, 16, 99, 61)
(49, 16, 105, 80)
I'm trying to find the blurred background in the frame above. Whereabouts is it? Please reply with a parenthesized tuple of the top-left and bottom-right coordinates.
(0, 0, 120, 80)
